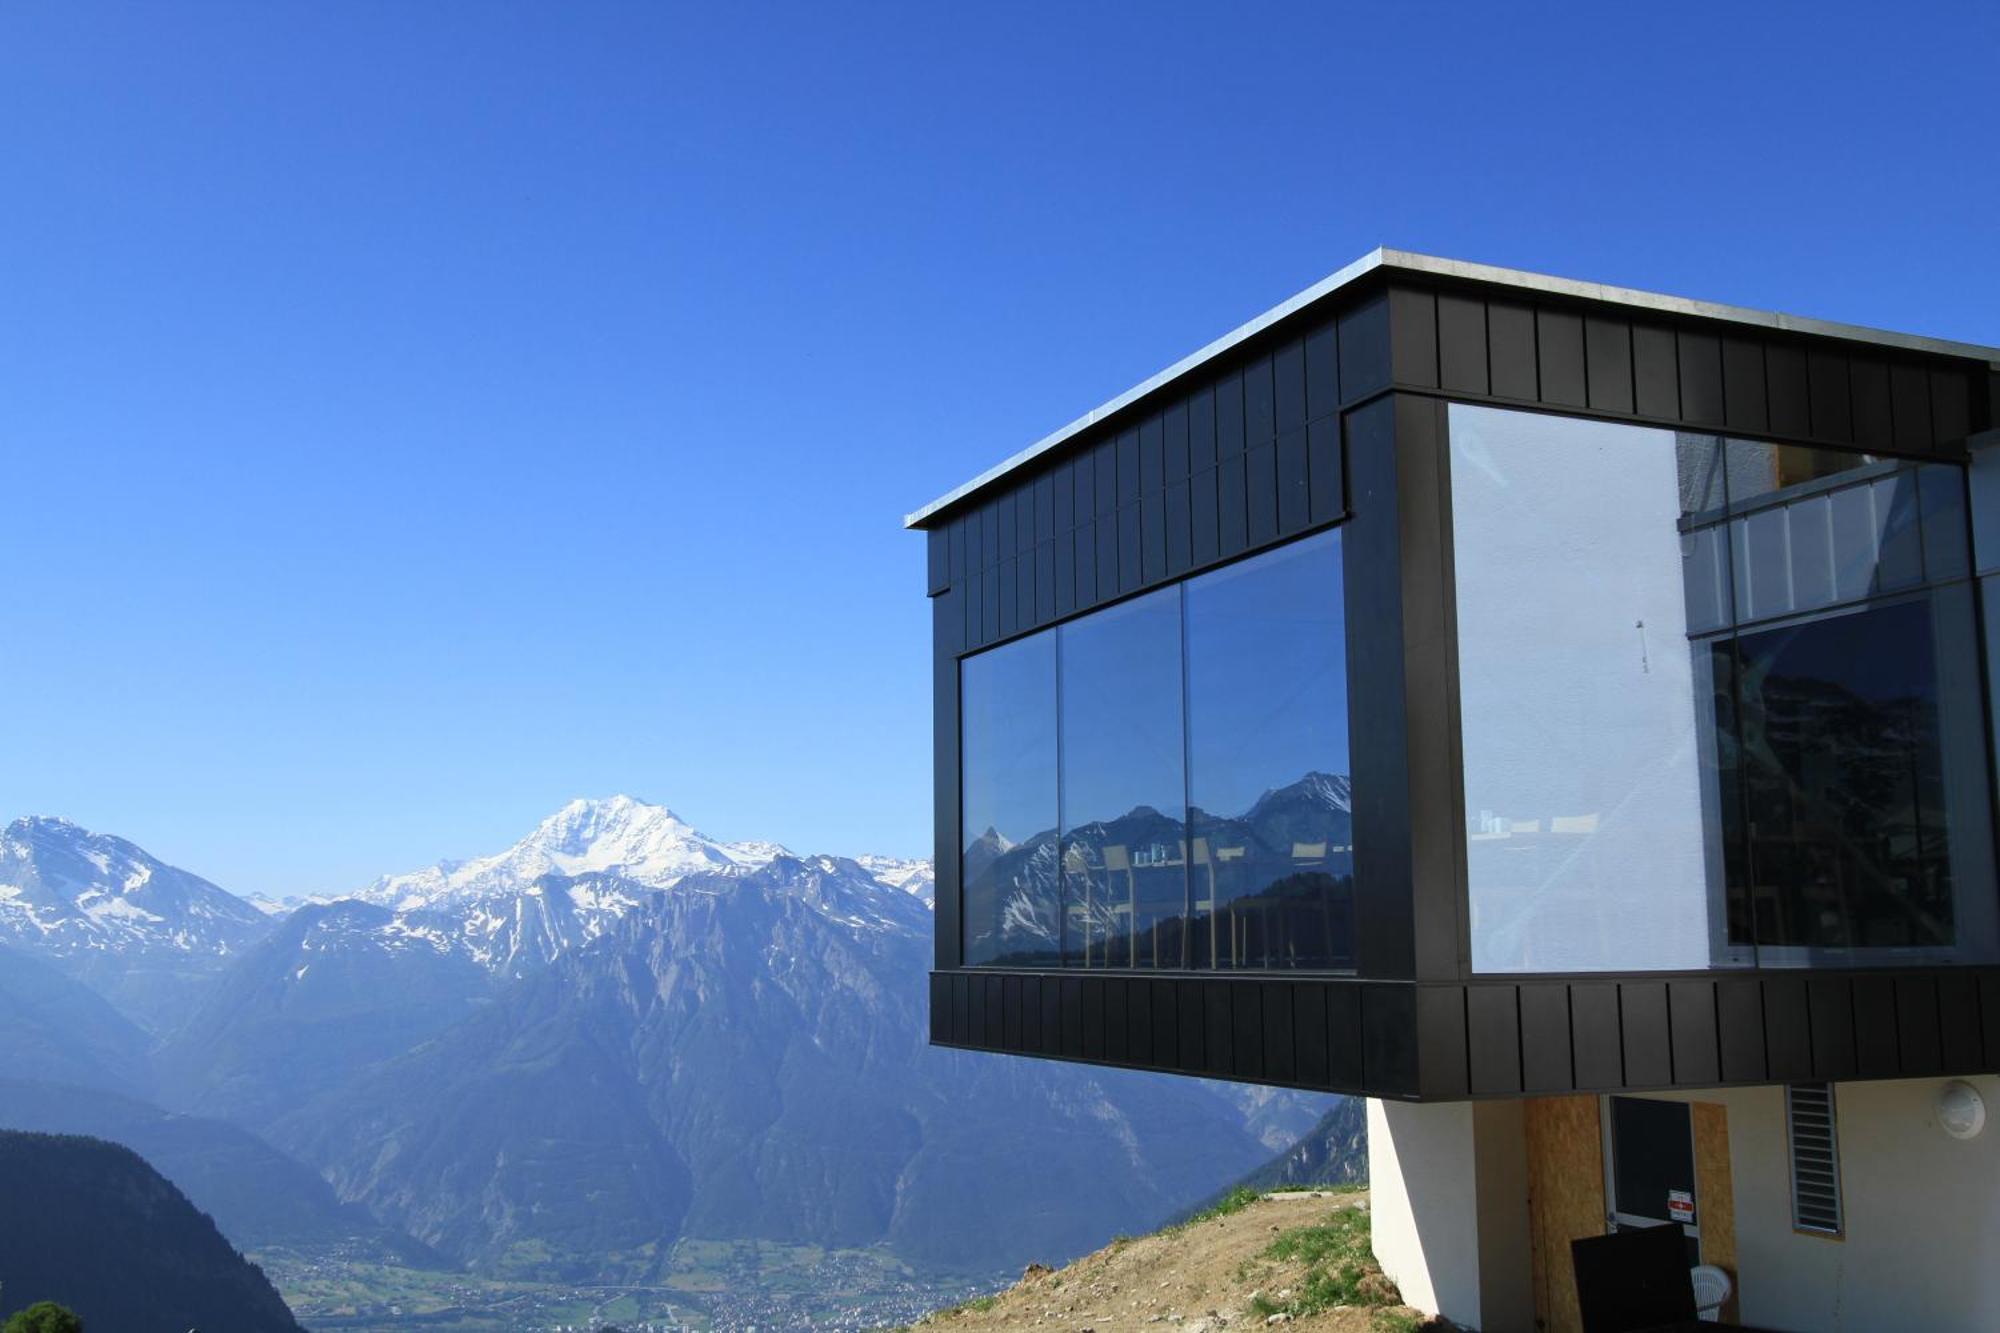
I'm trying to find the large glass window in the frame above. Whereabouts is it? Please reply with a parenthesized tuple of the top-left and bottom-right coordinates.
(958, 528, 1353, 971)
(1059, 587, 1187, 969)
(960, 633, 1059, 967)
(1185, 533, 1353, 970)
(1450, 403, 1996, 972)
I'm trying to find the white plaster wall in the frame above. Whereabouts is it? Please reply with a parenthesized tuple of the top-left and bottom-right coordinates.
(1636, 1078, 2000, 1332)
(1368, 1098, 1534, 1332)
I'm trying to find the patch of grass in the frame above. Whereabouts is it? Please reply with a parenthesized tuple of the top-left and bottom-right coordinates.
(1252, 1205, 1405, 1320)
(1371, 1310, 1425, 1333)
(1177, 1185, 1260, 1229)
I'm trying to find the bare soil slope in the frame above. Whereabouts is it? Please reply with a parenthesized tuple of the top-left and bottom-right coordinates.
(905, 1189, 1441, 1333)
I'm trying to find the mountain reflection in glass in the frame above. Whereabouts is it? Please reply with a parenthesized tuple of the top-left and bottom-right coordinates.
(1185, 531, 1353, 970)
(960, 632, 1059, 967)
(1059, 586, 1187, 968)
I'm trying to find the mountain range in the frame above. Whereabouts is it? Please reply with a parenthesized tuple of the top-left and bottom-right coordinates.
(0, 796, 1347, 1308)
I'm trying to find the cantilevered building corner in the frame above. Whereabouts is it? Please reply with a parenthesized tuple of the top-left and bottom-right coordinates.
(907, 251, 2000, 1331)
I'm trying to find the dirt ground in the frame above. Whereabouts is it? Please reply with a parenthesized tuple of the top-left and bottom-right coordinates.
(906, 1190, 1437, 1333)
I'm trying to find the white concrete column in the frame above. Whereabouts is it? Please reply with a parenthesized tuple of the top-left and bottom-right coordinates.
(1368, 1097, 1533, 1332)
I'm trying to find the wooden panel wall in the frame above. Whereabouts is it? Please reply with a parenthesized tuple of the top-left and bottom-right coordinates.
(1691, 1101, 1740, 1323)
(1386, 281, 1992, 457)
(1524, 1095, 1604, 1333)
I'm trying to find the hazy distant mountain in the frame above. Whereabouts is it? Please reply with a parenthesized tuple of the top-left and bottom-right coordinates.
(0, 816, 271, 1027)
(0, 943, 154, 1098)
(273, 855, 1305, 1277)
(0, 1130, 304, 1331)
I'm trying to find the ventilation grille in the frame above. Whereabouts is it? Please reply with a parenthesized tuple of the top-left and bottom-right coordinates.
(1786, 1083, 1843, 1236)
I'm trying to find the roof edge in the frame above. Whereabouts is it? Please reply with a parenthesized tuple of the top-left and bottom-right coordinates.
(905, 248, 2000, 529)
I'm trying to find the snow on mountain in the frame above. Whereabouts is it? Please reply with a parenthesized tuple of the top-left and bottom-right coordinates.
(0, 817, 268, 958)
(856, 854, 936, 906)
(356, 795, 789, 911)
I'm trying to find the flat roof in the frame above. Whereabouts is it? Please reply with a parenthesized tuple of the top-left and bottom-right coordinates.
(905, 248, 2000, 529)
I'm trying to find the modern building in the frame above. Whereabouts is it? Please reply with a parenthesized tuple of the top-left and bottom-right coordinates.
(904, 251, 2000, 1331)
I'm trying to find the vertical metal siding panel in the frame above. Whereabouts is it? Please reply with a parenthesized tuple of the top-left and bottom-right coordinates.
(1762, 978, 1812, 1081)
(1245, 443, 1277, 547)
(1189, 384, 1218, 468)
(1417, 986, 1468, 1099)
(1117, 504, 1141, 592)
(1519, 983, 1574, 1093)
(1571, 983, 1623, 1089)
(1164, 481, 1193, 576)
(1081, 977, 1105, 1060)
(1632, 324, 1679, 419)
(1389, 287, 1439, 389)
(1361, 984, 1417, 1096)
(986, 975, 1004, 1048)
(952, 973, 972, 1045)
(1851, 976, 1897, 1077)
(1204, 980, 1233, 1077)
(1003, 974, 1023, 1051)
(1232, 983, 1264, 1080)
(1021, 975, 1042, 1054)
(996, 557, 1017, 639)
(926, 528, 950, 596)
(1053, 466, 1074, 534)
(1984, 974, 2000, 1071)
(1061, 977, 1084, 1057)
(1263, 984, 1296, 1084)
(1305, 320, 1340, 421)
(998, 489, 1018, 555)
(1337, 294, 1391, 402)
(1620, 982, 1671, 1087)
(1766, 343, 1810, 438)
(1808, 978, 1857, 1080)
(1536, 309, 1587, 407)
(1937, 973, 1981, 1072)
(1190, 469, 1219, 566)
(933, 594, 963, 973)
(1678, 331, 1725, 427)
(1850, 359, 1893, 449)
(1139, 415, 1165, 493)
(1721, 337, 1769, 433)
(1016, 550, 1035, 628)
(1895, 976, 1943, 1076)
(1073, 520, 1096, 612)
(930, 973, 950, 1043)
(1584, 317, 1634, 416)
(1668, 980, 1720, 1086)
(1103, 978, 1128, 1063)
(1716, 979, 1767, 1083)
(1891, 364, 1933, 451)
(1150, 978, 1179, 1067)
(1276, 428, 1309, 535)
(1244, 352, 1276, 445)
(1177, 979, 1206, 1073)
(1051, 536, 1072, 618)
(1216, 370, 1245, 457)
(1165, 399, 1190, 481)
(1141, 493, 1166, 583)
(967, 972, 986, 1047)
(1073, 450, 1097, 523)
(1216, 453, 1248, 556)
(1807, 350, 1854, 443)
(1307, 418, 1343, 524)
(1042, 978, 1063, 1058)
(1467, 985, 1523, 1096)
(1128, 976, 1153, 1066)
(1294, 982, 1330, 1086)
(1931, 371, 1971, 444)
(1093, 442, 1118, 516)
(1436, 293, 1488, 396)
(1094, 515, 1118, 602)
(1328, 984, 1364, 1089)
(1116, 429, 1141, 505)
(1486, 302, 1537, 400)
(1275, 338, 1307, 435)
(981, 566, 999, 644)
(980, 500, 999, 567)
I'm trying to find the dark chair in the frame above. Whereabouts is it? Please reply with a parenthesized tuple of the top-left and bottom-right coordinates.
(1571, 1222, 1698, 1332)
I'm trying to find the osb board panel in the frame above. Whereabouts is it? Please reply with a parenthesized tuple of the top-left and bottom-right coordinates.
(1692, 1100, 1740, 1324)
(1524, 1095, 1604, 1333)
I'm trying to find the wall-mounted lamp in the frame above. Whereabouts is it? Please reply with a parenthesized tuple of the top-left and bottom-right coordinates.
(1938, 1080, 1987, 1140)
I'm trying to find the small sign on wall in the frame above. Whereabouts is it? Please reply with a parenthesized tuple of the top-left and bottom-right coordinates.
(1667, 1189, 1696, 1224)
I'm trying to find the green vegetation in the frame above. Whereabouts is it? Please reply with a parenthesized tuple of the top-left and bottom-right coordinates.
(1176, 1184, 1260, 1229)
(3, 1305, 83, 1333)
(1246, 1204, 1411, 1330)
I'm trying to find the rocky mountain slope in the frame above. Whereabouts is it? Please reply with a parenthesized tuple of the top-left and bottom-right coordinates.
(0, 1129, 304, 1331)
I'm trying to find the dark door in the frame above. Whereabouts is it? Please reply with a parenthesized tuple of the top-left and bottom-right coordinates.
(1605, 1095, 1700, 1264)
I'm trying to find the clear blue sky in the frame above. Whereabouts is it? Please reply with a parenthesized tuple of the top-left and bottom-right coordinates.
(2, 2, 1994, 897)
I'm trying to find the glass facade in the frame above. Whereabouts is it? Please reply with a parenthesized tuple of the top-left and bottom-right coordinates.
(1451, 403, 1996, 972)
(960, 528, 1353, 971)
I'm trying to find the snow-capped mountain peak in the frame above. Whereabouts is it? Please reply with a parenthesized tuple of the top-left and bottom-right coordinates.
(356, 795, 791, 911)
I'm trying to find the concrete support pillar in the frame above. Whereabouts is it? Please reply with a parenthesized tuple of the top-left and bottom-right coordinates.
(1368, 1097, 1534, 1332)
